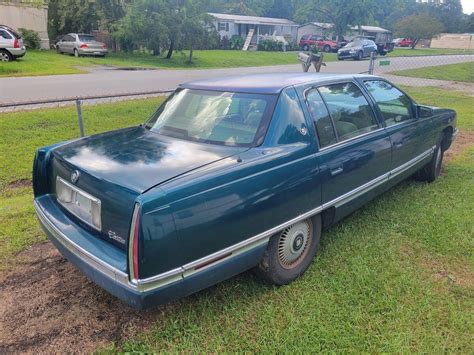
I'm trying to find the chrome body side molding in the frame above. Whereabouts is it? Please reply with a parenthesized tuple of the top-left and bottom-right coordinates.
(36, 146, 434, 294)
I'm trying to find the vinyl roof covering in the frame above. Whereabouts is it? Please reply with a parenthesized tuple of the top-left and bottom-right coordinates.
(208, 12, 298, 27)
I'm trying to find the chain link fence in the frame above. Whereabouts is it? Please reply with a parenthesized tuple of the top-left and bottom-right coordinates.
(0, 90, 172, 136)
(367, 50, 474, 86)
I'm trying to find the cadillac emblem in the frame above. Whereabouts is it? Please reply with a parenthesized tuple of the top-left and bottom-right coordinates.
(71, 170, 80, 184)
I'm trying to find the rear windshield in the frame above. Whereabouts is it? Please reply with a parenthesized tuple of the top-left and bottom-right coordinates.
(345, 40, 362, 48)
(78, 35, 96, 42)
(0, 26, 20, 38)
(145, 89, 277, 147)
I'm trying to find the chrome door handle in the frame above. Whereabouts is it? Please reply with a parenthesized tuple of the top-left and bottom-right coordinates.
(330, 167, 344, 176)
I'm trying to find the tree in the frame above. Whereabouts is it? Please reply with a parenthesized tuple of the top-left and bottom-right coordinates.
(294, 0, 378, 39)
(47, 0, 100, 39)
(395, 14, 444, 48)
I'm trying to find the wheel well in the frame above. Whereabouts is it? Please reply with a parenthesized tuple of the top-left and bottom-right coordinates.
(441, 126, 454, 151)
(321, 207, 336, 230)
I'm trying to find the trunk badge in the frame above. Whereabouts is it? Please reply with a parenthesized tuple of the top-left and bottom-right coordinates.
(71, 170, 80, 184)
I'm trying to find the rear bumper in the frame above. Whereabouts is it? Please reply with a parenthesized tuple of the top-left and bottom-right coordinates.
(34, 195, 265, 309)
(78, 48, 108, 56)
(6, 47, 26, 57)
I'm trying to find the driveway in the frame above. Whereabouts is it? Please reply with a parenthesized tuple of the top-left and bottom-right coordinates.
(0, 54, 472, 104)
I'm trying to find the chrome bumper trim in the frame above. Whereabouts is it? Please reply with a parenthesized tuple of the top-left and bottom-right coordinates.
(34, 200, 133, 290)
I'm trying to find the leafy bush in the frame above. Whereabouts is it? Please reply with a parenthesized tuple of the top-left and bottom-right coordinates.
(286, 41, 301, 51)
(230, 35, 244, 50)
(18, 28, 41, 49)
(257, 39, 284, 51)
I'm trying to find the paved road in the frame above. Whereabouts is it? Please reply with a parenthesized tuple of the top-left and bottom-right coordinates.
(0, 54, 472, 104)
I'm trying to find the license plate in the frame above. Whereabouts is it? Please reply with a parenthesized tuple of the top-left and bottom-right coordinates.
(56, 176, 101, 230)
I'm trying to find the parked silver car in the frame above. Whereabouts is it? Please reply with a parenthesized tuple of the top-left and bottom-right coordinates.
(0, 25, 26, 62)
(56, 33, 108, 57)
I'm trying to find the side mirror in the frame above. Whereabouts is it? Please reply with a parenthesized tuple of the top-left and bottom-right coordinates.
(417, 105, 433, 119)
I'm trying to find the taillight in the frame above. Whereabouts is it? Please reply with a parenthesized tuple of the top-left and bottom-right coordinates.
(13, 38, 19, 48)
(129, 203, 140, 280)
(79, 43, 88, 48)
(102, 43, 107, 49)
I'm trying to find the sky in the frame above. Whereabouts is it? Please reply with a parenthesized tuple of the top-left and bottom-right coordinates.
(461, 0, 474, 14)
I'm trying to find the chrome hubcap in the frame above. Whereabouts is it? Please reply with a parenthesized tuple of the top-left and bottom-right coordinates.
(0, 53, 9, 61)
(278, 221, 312, 269)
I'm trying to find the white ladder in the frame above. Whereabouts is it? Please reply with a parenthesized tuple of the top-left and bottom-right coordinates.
(242, 28, 255, 51)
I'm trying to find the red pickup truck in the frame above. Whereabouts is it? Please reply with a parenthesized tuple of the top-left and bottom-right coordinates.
(397, 38, 414, 47)
(299, 34, 339, 52)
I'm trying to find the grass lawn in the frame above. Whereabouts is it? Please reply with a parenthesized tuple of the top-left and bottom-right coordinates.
(0, 49, 306, 77)
(2, 47, 470, 78)
(388, 47, 473, 57)
(393, 62, 474, 83)
(0, 87, 472, 352)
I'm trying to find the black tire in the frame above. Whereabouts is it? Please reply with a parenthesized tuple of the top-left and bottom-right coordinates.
(256, 215, 321, 285)
(302, 44, 309, 51)
(323, 44, 331, 53)
(0, 49, 12, 62)
(356, 51, 363, 61)
(416, 139, 444, 183)
(74, 49, 80, 57)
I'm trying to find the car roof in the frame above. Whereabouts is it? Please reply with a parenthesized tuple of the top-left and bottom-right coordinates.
(180, 73, 377, 94)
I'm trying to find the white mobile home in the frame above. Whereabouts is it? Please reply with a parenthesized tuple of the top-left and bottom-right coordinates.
(208, 12, 299, 44)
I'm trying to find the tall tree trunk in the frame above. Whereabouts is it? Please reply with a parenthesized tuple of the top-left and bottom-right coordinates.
(188, 45, 193, 63)
(166, 39, 175, 59)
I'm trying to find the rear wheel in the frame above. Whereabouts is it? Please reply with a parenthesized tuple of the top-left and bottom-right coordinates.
(323, 45, 331, 53)
(74, 49, 80, 57)
(0, 49, 12, 62)
(302, 44, 309, 51)
(356, 51, 363, 61)
(256, 215, 321, 285)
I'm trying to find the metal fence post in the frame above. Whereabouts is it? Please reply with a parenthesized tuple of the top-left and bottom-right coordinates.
(75, 99, 85, 137)
(368, 52, 375, 75)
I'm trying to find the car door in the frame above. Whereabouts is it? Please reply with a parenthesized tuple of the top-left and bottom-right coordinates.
(0, 29, 12, 49)
(300, 81, 392, 210)
(362, 79, 437, 173)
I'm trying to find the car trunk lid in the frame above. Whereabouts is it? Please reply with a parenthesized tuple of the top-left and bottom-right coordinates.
(50, 126, 247, 249)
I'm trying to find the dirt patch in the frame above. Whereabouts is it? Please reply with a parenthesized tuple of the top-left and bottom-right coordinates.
(400, 244, 473, 289)
(443, 130, 474, 163)
(0, 242, 166, 353)
(6, 178, 32, 189)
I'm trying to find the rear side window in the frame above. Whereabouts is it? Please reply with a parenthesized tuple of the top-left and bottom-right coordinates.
(364, 80, 415, 126)
(301, 35, 309, 40)
(0, 30, 12, 39)
(268, 87, 310, 146)
(318, 83, 379, 141)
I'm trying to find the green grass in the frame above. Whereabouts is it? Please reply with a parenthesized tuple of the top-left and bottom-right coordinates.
(2, 47, 469, 78)
(388, 47, 473, 57)
(393, 62, 474, 83)
(0, 49, 306, 77)
(0, 87, 472, 352)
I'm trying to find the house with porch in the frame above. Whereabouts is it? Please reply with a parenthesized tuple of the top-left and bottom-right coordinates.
(208, 12, 299, 46)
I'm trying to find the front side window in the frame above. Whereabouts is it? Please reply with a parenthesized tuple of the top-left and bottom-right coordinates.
(364, 80, 415, 126)
(318, 83, 379, 141)
(145, 89, 276, 147)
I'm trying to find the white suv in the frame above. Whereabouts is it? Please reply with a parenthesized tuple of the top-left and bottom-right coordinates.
(0, 25, 26, 62)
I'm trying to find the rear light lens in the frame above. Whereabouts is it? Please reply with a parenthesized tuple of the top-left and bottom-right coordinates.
(13, 38, 19, 48)
(80, 43, 88, 48)
(129, 203, 141, 281)
(102, 43, 107, 49)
